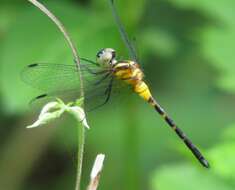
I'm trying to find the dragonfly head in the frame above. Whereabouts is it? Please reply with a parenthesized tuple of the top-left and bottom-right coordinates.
(96, 48, 116, 66)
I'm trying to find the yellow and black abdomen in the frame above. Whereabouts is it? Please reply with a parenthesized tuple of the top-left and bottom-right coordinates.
(113, 60, 153, 102)
(133, 81, 153, 102)
(113, 60, 210, 168)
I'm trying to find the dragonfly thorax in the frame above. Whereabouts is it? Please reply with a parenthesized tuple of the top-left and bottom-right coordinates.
(96, 48, 117, 66)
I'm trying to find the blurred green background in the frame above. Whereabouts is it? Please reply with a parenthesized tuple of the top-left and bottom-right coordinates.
(1, 0, 235, 189)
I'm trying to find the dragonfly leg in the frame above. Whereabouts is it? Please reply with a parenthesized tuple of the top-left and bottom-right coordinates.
(104, 77, 114, 98)
(80, 57, 99, 66)
(94, 73, 111, 86)
(88, 77, 114, 111)
(85, 67, 109, 75)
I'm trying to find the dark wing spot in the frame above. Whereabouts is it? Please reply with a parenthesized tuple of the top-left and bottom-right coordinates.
(36, 94, 48, 99)
(29, 94, 48, 105)
(28, 63, 39, 67)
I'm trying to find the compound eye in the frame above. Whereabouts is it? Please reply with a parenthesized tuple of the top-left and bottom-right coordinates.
(96, 52, 101, 58)
(96, 49, 104, 58)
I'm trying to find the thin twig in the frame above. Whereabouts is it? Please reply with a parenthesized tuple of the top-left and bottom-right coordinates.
(75, 122, 86, 190)
(27, 1, 85, 190)
(87, 154, 105, 190)
(27, 0, 84, 98)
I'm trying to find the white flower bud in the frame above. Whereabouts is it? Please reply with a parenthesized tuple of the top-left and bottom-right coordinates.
(26, 103, 64, 129)
(26, 98, 89, 129)
(66, 106, 89, 129)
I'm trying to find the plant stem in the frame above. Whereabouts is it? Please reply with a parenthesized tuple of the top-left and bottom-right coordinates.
(27, 0, 84, 97)
(27, 1, 86, 190)
(75, 123, 86, 190)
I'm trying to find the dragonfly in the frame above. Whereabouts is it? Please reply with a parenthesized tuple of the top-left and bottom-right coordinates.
(22, 0, 209, 168)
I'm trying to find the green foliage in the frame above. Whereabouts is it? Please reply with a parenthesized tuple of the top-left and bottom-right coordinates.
(140, 27, 178, 57)
(168, 0, 235, 93)
(151, 164, 234, 190)
(209, 142, 235, 182)
(208, 125, 235, 183)
(151, 125, 235, 190)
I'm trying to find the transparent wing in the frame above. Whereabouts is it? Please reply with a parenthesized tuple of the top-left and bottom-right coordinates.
(22, 63, 80, 93)
(21, 60, 129, 110)
(109, 0, 139, 62)
(21, 61, 109, 92)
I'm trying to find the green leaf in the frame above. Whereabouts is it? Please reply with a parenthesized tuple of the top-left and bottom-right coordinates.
(168, 0, 235, 93)
(151, 164, 234, 190)
(200, 26, 235, 92)
(168, 0, 235, 25)
(207, 124, 235, 182)
(208, 142, 235, 182)
(222, 124, 235, 142)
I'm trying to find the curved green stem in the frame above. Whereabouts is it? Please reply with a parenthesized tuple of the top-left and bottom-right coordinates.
(75, 123, 86, 190)
(27, 1, 86, 190)
(27, 0, 84, 97)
